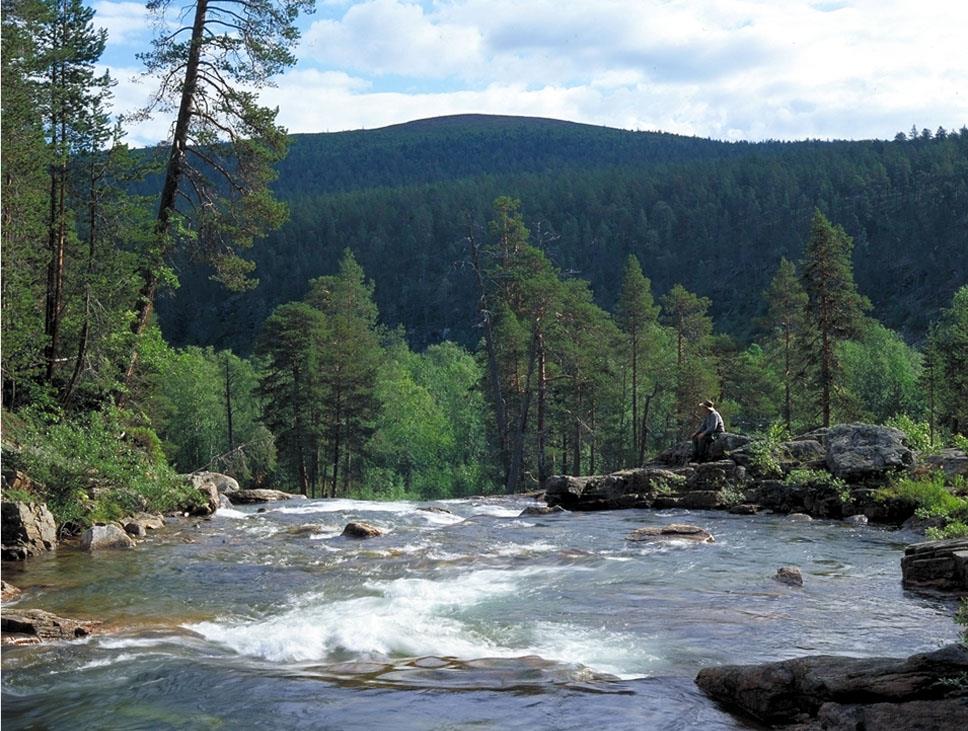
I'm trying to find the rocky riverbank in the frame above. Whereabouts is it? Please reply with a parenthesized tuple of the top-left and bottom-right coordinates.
(695, 644, 968, 730)
(544, 423, 941, 524)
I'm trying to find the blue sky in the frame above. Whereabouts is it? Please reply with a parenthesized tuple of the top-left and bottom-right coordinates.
(94, 0, 968, 147)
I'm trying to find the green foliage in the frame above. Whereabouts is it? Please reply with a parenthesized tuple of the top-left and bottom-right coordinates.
(14, 406, 197, 528)
(745, 422, 790, 478)
(877, 473, 968, 537)
(784, 468, 850, 502)
(925, 522, 968, 540)
(956, 599, 968, 646)
(885, 414, 937, 454)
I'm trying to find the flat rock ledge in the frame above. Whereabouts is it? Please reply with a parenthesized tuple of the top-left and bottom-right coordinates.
(229, 489, 305, 504)
(626, 524, 714, 543)
(695, 644, 968, 729)
(341, 522, 384, 539)
(901, 537, 968, 593)
(1, 608, 100, 644)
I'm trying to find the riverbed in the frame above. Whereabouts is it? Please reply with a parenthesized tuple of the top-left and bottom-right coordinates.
(1, 496, 961, 729)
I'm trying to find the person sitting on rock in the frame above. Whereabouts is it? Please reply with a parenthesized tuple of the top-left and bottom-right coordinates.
(692, 400, 725, 462)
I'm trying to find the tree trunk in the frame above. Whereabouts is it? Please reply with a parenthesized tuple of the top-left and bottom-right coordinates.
(506, 323, 538, 493)
(630, 327, 638, 463)
(536, 330, 548, 484)
(572, 384, 582, 476)
(224, 356, 234, 451)
(122, 0, 209, 394)
(330, 392, 342, 498)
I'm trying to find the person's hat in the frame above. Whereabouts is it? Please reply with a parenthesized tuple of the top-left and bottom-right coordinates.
(699, 400, 715, 409)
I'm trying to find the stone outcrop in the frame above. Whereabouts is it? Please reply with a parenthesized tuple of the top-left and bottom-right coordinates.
(341, 522, 384, 538)
(900, 537, 968, 592)
(122, 512, 165, 538)
(824, 423, 914, 481)
(80, 524, 135, 551)
(544, 467, 687, 510)
(229, 488, 304, 504)
(695, 644, 968, 727)
(1, 608, 99, 643)
(181, 472, 241, 515)
(626, 524, 714, 543)
(1, 501, 57, 560)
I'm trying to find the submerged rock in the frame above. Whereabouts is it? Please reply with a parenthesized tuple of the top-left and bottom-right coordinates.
(1, 500, 57, 560)
(1, 608, 99, 643)
(520, 505, 567, 516)
(695, 644, 968, 727)
(1, 579, 22, 603)
(80, 524, 135, 551)
(342, 522, 384, 539)
(774, 566, 803, 586)
(900, 537, 968, 592)
(627, 524, 714, 543)
(230, 489, 304, 504)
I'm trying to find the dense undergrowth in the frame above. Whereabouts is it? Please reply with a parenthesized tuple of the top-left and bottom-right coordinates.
(2, 407, 202, 532)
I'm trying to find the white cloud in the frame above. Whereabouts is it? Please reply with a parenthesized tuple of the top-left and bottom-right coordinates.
(92, 1, 152, 45)
(109, 0, 968, 143)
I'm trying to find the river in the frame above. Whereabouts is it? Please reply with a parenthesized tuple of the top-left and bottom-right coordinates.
(1, 496, 961, 729)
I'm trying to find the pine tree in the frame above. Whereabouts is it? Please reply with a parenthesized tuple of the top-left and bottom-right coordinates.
(124, 0, 314, 390)
(615, 254, 659, 464)
(800, 210, 870, 427)
(930, 286, 968, 435)
(762, 257, 811, 431)
(660, 284, 717, 440)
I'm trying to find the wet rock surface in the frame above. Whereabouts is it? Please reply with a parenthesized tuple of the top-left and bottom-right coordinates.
(1, 579, 22, 603)
(341, 521, 384, 538)
(626, 523, 714, 543)
(774, 566, 803, 586)
(230, 489, 305, 504)
(695, 644, 968, 727)
(1, 608, 100, 643)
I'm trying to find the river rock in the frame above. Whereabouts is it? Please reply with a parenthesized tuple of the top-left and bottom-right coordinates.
(230, 489, 304, 504)
(817, 698, 968, 731)
(419, 506, 454, 514)
(695, 643, 968, 726)
(1, 608, 99, 643)
(774, 566, 803, 586)
(1, 580, 22, 603)
(844, 514, 868, 526)
(706, 433, 753, 461)
(922, 448, 968, 480)
(627, 524, 715, 543)
(729, 503, 760, 515)
(80, 524, 135, 551)
(779, 439, 826, 467)
(900, 537, 968, 592)
(122, 512, 165, 538)
(186, 471, 240, 494)
(824, 423, 915, 481)
(655, 441, 696, 466)
(788, 512, 813, 521)
(520, 505, 567, 516)
(686, 460, 748, 491)
(1, 501, 57, 560)
(342, 522, 383, 538)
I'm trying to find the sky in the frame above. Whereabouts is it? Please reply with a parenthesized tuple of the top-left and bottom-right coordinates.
(95, 0, 968, 147)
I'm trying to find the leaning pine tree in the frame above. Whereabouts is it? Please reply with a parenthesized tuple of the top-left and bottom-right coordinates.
(123, 0, 315, 392)
(799, 210, 870, 427)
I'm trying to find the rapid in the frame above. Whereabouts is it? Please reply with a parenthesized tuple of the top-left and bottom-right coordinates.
(1, 496, 961, 729)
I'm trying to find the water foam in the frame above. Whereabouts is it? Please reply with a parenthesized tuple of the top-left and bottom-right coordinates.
(214, 507, 249, 520)
(272, 499, 417, 516)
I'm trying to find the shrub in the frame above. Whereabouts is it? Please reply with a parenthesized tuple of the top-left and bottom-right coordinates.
(926, 521, 968, 540)
(746, 422, 790, 478)
(15, 406, 200, 529)
(784, 468, 851, 503)
(885, 414, 936, 454)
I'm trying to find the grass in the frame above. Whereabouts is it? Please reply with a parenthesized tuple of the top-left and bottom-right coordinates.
(876, 471, 968, 538)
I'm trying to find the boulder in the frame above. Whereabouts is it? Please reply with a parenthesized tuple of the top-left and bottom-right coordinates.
(341, 522, 383, 538)
(187, 479, 220, 516)
(845, 514, 868, 526)
(186, 471, 240, 494)
(922, 449, 968, 480)
(779, 439, 826, 467)
(1, 608, 99, 643)
(1, 501, 57, 560)
(1, 580, 22, 603)
(788, 513, 813, 522)
(774, 566, 803, 586)
(695, 644, 968, 726)
(124, 522, 147, 538)
(824, 423, 915, 481)
(753, 479, 847, 519)
(706, 433, 753, 461)
(80, 524, 135, 551)
(686, 460, 748, 491)
(122, 512, 165, 538)
(519, 505, 567, 516)
(794, 427, 830, 446)
(729, 503, 760, 515)
(678, 490, 724, 509)
(900, 537, 968, 592)
(627, 523, 715, 543)
(544, 467, 686, 511)
(229, 488, 304, 504)
(655, 441, 696, 466)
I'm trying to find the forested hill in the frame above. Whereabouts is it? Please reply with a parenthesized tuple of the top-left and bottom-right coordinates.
(157, 116, 968, 352)
(273, 114, 743, 195)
